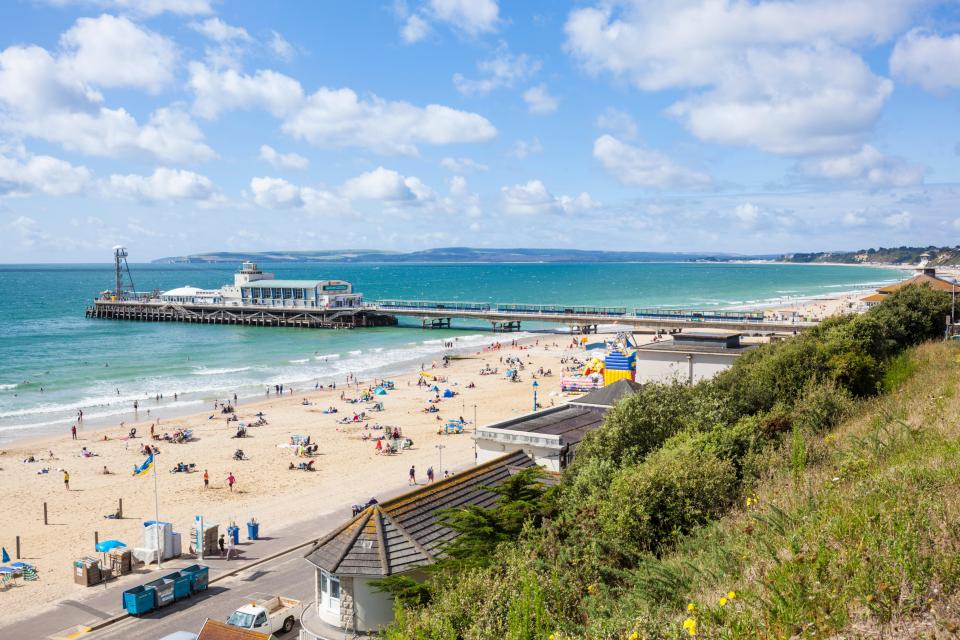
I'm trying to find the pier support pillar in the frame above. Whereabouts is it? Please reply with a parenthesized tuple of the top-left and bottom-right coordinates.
(422, 317, 452, 329)
(492, 320, 521, 333)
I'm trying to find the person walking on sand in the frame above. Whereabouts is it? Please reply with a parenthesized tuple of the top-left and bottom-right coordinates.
(227, 472, 235, 491)
(226, 533, 235, 561)
(203, 469, 209, 489)
(63, 469, 70, 490)
(71, 424, 77, 440)
(218, 534, 225, 558)
(408, 465, 416, 485)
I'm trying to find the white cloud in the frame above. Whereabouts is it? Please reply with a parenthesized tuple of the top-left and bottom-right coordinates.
(105, 167, 216, 202)
(565, 1, 914, 155)
(5, 215, 53, 248)
(341, 166, 434, 204)
(7, 105, 215, 163)
(0, 151, 91, 196)
(510, 137, 543, 159)
(593, 134, 711, 190)
(188, 63, 304, 118)
(250, 176, 346, 215)
(187, 62, 495, 155)
(596, 108, 638, 140)
(0, 25, 213, 163)
(734, 202, 760, 225)
(259, 144, 309, 170)
(269, 31, 295, 60)
(448, 175, 481, 217)
(426, 0, 498, 37)
(453, 48, 540, 95)
(883, 210, 912, 230)
(440, 157, 488, 173)
(189, 17, 252, 43)
(842, 211, 867, 227)
(283, 87, 497, 155)
(523, 83, 558, 115)
(891, 29, 960, 92)
(45, 0, 212, 16)
(501, 179, 598, 215)
(401, 14, 431, 44)
(59, 14, 177, 93)
(799, 144, 925, 188)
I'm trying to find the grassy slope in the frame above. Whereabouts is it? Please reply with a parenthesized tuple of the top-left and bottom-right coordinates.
(610, 342, 960, 639)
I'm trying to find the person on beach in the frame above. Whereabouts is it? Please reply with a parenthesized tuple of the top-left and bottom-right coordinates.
(203, 469, 209, 488)
(226, 533, 235, 561)
(227, 472, 235, 491)
(63, 469, 70, 490)
(427, 466, 434, 483)
(409, 465, 416, 485)
(218, 534, 225, 558)
(71, 424, 77, 440)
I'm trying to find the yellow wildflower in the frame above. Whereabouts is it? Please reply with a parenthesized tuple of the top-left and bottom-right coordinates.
(549, 635, 555, 640)
(719, 597, 728, 606)
(587, 583, 597, 595)
(727, 591, 736, 600)
(687, 602, 696, 612)
(628, 632, 639, 640)
(682, 618, 697, 636)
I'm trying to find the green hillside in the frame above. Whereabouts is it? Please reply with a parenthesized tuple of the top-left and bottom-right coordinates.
(378, 285, 960, 639)
(784, 246, 960, 265)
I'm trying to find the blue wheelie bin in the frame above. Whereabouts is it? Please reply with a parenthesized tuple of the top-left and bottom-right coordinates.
(122, 584, 155, 615)
(227, 525, 240, 545)
(163, 571, 191, 601)
(181, 564, 209, 593)
(247, 521, 260, 540)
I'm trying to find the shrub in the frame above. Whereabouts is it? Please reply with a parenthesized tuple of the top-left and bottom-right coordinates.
(598, 437, 737, 557)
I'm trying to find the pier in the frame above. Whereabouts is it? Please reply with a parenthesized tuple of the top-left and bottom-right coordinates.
(86, 300, 397, 329)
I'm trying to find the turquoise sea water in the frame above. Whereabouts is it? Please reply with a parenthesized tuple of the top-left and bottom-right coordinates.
(0, 262, 904, 443)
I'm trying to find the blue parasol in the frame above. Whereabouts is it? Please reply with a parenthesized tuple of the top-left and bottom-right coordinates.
(0, 566, 16, 574)
(95, 539, 126, 553)
(1, 547, 9, 563)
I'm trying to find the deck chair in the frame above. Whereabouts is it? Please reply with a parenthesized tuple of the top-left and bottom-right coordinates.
(21, 566, 38, 581)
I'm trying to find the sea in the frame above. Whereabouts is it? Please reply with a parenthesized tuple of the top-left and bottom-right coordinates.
(0, 261, 906, 444)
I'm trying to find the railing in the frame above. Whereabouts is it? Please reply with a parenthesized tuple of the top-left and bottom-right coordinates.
(495, 303, 628, 316)
(632, 308, 766, 323)
(376, 299, 492, 312)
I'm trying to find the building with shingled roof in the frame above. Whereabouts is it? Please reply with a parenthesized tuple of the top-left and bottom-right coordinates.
(862, 268, 958, 307)
(299, 450, 535, 637)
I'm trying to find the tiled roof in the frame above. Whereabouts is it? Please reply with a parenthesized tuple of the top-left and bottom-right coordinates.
(877, 274, 957, 294)
(198, 618, 272, 640)
(304, 450, 535, 577)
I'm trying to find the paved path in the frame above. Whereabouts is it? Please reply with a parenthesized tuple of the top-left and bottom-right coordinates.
(1, 479, 421, 640)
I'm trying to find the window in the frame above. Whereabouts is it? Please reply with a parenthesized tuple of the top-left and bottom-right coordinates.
(320, 569, 341, 613)
(330, 574, 340, 600)
(321, 571, 328, 593)
(255, 612, 268, 628)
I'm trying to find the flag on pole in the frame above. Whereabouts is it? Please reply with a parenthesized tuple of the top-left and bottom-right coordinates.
(132, 452, 154, 477)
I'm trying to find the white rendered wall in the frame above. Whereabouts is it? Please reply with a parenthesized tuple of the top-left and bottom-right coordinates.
(353, 576, 402, 632)
(474, 439, 561, 472)
(635, 352, 739, 384)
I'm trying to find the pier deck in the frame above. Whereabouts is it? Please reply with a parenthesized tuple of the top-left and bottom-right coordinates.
(87, 298, 815, 333)
(86, 300, 397, 329)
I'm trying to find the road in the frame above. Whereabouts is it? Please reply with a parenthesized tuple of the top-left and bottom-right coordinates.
(92, 550, 314, 640)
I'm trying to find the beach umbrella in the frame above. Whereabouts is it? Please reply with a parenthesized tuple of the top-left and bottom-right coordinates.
(374, 387, 387, 395)
(1, 548, 8, 563)
(0, 567, 15, 574)
(95, 540, 126, 553)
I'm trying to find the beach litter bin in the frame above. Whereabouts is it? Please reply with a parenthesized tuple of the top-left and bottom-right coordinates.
(180, 564, 209, 593)
(227, 525, 239, 546)
(122, 584, 155, 615)
(144, 577, 175, 607)
(163, 571, 191, 601)
(246, 520, 260, 540)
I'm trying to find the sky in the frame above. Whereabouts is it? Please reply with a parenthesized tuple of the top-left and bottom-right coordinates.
(1, 0, 960, 262)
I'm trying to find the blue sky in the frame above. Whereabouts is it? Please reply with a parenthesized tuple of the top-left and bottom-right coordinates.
(1, 0, 959, 262)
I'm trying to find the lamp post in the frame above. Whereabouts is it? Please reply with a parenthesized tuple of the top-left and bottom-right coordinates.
(473, 403, 478, 462)
(435, 443, 446, 478)
(532, 380, 539, 413)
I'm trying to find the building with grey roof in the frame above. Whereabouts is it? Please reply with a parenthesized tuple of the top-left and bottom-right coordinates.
(634, 330, 755, 384)
(300, 450, 535, 637)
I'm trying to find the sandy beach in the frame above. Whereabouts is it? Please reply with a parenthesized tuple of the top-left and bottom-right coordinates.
(0, 334, 583, 623)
